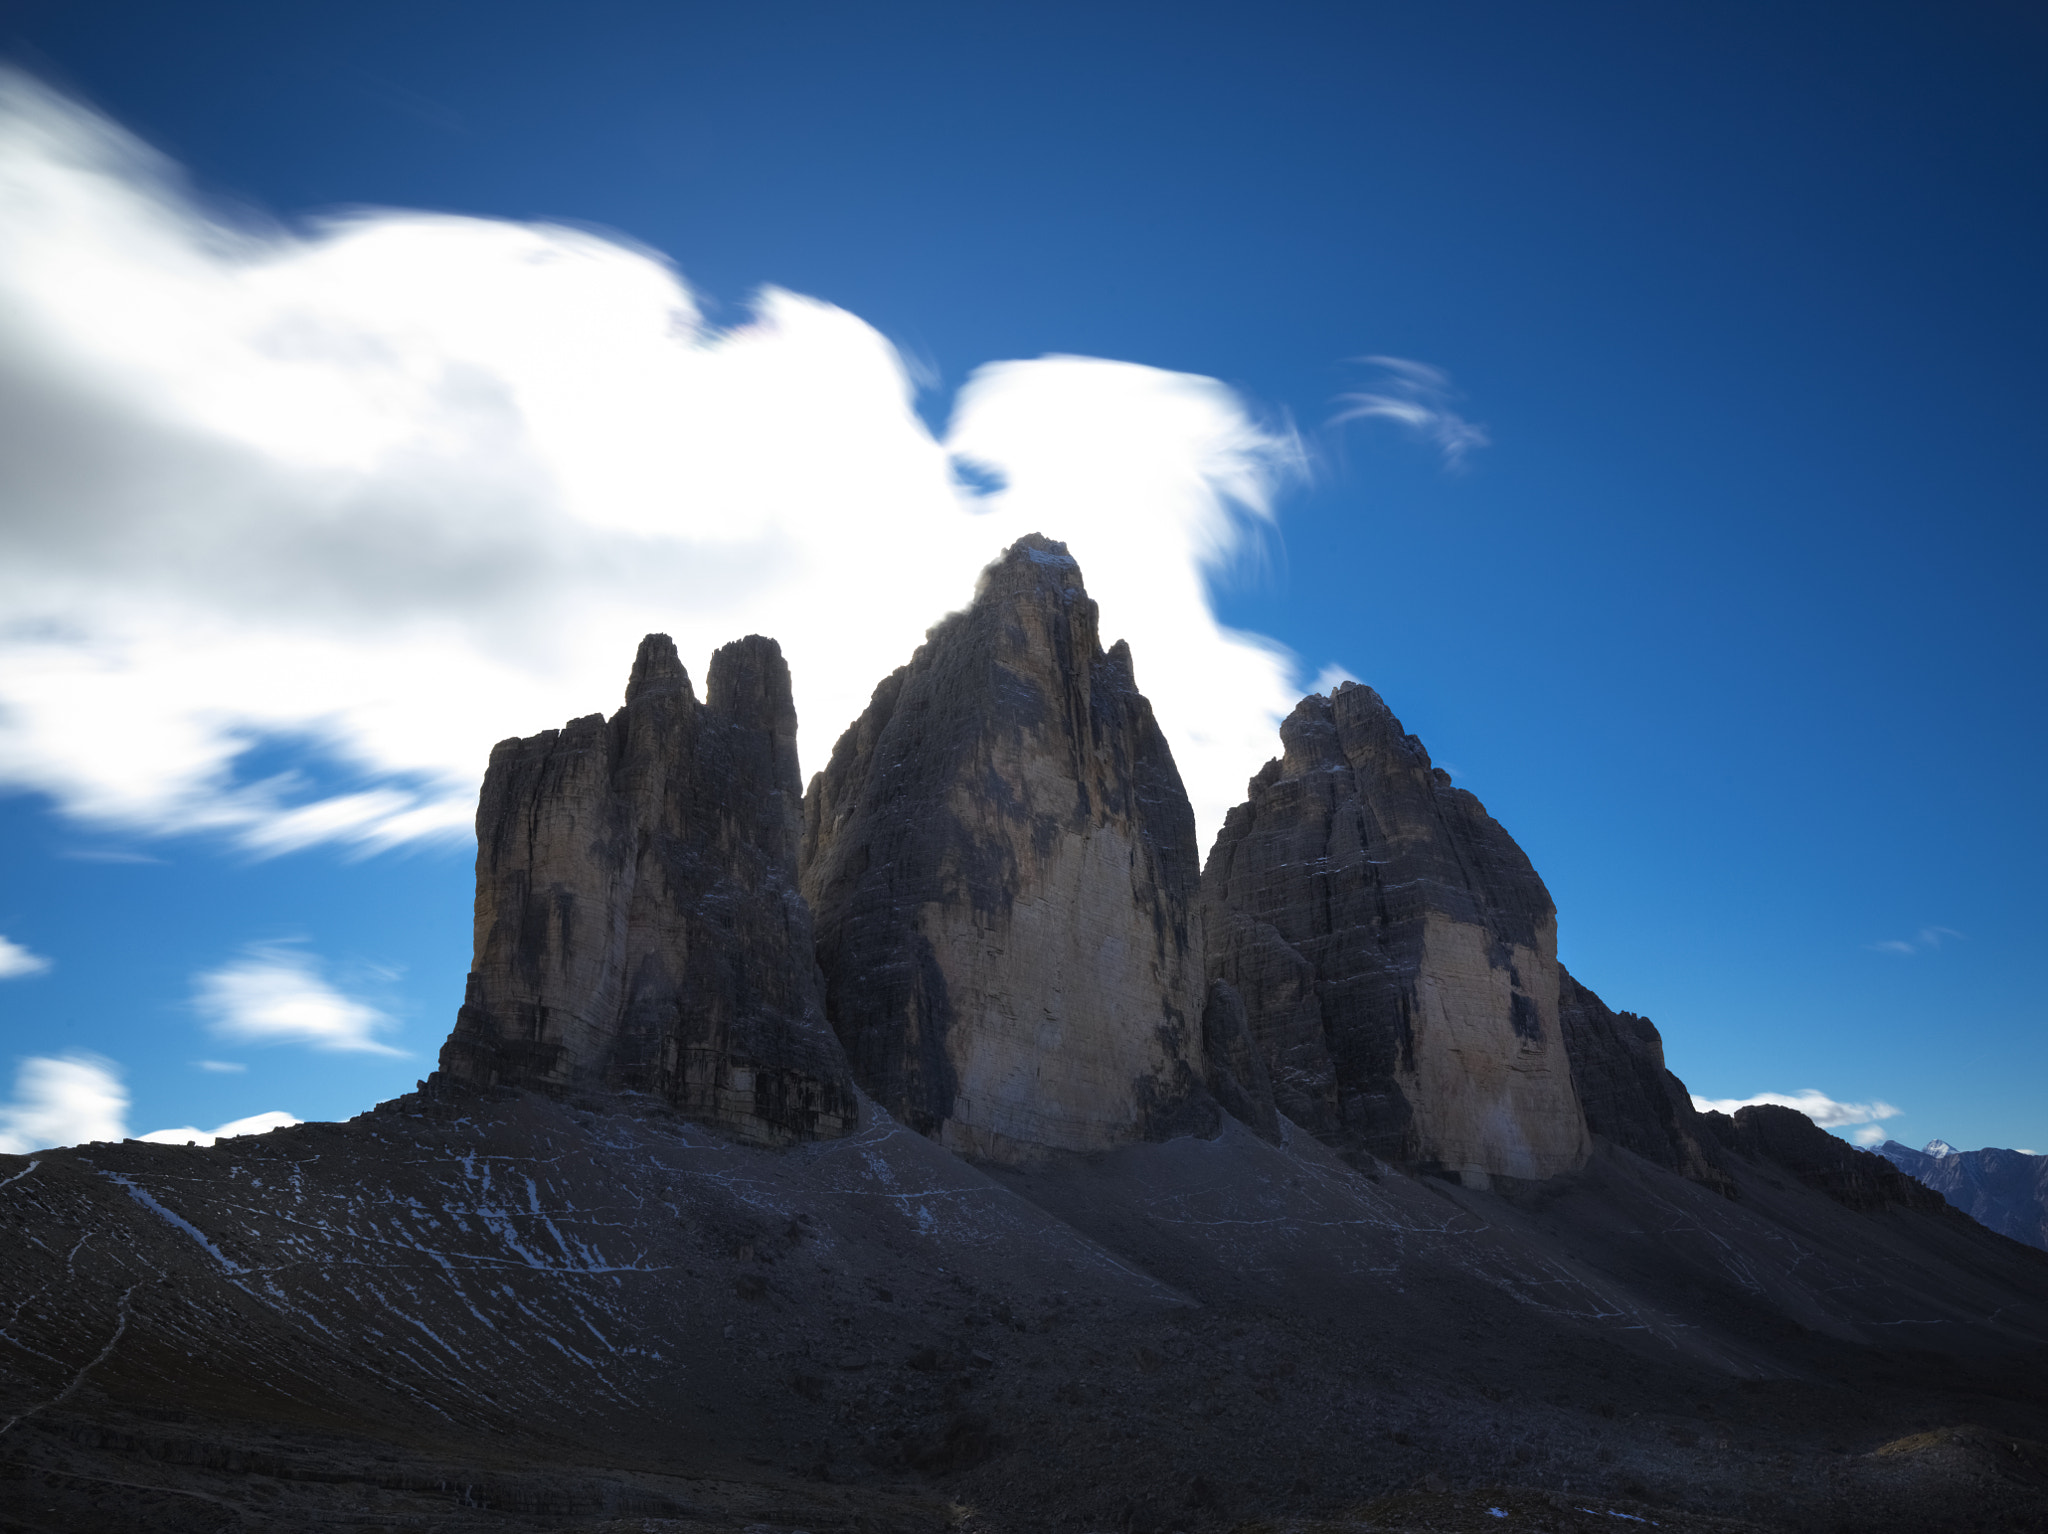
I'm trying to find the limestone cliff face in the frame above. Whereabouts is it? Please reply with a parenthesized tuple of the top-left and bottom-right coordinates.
(800, 535, 1211, 1161)
(1200, 683, 1588, 1180)
(437, 634, 855, 1145)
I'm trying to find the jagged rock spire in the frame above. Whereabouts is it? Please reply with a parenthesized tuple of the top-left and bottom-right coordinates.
(437, 633, 854, 1146)
(800, 534, 1228, 1160)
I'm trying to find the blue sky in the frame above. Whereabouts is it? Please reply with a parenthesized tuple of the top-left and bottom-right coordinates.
(1, 0, 2043, 1155)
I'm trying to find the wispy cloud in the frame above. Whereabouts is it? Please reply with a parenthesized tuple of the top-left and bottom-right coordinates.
(137, 1110, 298, 1147)
(0, 1054, 127, 1153)
(0, 69, 1327, 855)
(1692, 1088, 1901, 1130)
(193, 1059, 246, 1073)
(193, 943, 403, 1055)
(1851, 1125, 1890, 1146)
(1330, 356, 1489, 470)
(1866, 926, 1963, 956)
(0, 935, 50, 979)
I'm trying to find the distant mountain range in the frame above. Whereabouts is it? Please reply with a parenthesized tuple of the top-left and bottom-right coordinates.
(1879, 1139, 2048, 1251)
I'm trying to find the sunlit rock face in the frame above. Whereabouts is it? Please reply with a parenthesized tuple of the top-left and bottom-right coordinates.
(1200, 683, 1589, 1181)
(800, 535, 1213, 1161)
(437, 633, 855, 1146)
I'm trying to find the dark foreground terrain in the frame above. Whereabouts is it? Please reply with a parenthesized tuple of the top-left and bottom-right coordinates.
(4, 1085, 2045, 1534)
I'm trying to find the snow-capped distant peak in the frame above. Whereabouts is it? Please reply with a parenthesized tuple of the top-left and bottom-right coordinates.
(1923, 1139, 1958, 1158)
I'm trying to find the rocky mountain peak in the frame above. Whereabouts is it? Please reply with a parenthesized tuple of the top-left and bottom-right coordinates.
(1202, 680, 1586, 1180)
(436, 632, 853, 1146)
(625, 630, 690, 703)
(800, 534, 1214, 1161)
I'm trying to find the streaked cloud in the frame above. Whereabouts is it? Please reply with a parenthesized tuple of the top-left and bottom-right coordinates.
(137, 1109, 298, 1147)
(0, 69, 1323, 854)
(0, 935, 50, 979)
(1691, 1088, 1901, 1130)
(0, 1053, 127, 1153)
(1866, 926, 1963, 956)
(193, 943, 403, 1055)
(1331, 356, 1489, 470)
(193, 1059, 246, 1073)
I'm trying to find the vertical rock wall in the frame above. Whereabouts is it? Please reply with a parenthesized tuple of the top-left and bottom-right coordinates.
(437, 634, 855, 1146)
(800, 535, 1213, 1161)
(1557, 969, 1732, 1193)
(1200, 683, 1589, 1180)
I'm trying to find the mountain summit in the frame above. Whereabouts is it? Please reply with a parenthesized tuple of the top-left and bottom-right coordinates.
(800, 535, 1211, 1160)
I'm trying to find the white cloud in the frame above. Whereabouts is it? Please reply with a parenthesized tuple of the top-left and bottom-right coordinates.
(0, 69, 1326, 856)
(1331, 356, 1490, 470)
(1866, 926, 1963, 956)
(0, 1052, 296, 1153)
(138, 1110, 298, 1147)
(0, 935, 51, 978)
(1851, 1125, 1889, 1147)
(0, 1053, 127, 1153)
(1308, 663, 1360, 697)
(193, 943, 402, 1055)
(1691, 1089, 1902, 1130)
(193, 1059, 246, 1073)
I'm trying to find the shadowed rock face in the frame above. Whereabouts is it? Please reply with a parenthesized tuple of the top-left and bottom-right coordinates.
(1705, 1106, 1948, 1215)
(437, 633, 854, 1146)
(1200, 683, 1588, 1180)
(1558, 968, 1733, 1195)
(800, 534, 1211, 1161)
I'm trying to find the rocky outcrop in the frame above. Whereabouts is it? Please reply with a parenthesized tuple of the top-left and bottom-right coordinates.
(1200, 683, 1588, 1181)
(1558, 969, 1732, 1194)
(800, 535, 1216, 1161)
(1703, 1106, 1948, 1214)
(437, 633, 854, 1145)
(1878, 1140, 2048, 1250)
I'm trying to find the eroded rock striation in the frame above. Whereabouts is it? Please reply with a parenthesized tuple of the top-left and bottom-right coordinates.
(437, 633, 854, 1145)
(1200, 683, 1588, 1180)
(800, 535, 1213, 1160)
